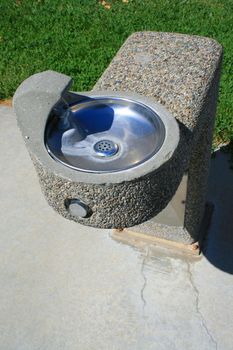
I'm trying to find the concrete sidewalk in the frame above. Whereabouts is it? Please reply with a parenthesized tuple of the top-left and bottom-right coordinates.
(0, 106, 233, 350)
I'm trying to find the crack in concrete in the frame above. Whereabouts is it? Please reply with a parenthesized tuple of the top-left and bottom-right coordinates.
(140, 246, 149, 313)
(187, 262, 218, 350)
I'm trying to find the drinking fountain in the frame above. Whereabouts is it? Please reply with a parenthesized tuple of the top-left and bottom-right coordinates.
(13, 32, 222, 247)
(13, 70, 184, 229)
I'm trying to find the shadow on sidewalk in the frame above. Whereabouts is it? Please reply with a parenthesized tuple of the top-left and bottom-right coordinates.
(202, 143, 233, 274)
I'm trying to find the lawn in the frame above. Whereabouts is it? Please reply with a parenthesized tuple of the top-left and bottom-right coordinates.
(0, 0, 232, 145)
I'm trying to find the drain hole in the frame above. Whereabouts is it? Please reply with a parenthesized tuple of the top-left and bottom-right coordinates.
(94, 140, 119, 157)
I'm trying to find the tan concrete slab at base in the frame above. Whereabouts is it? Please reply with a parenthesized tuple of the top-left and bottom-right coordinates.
(112, 229, 200, 256)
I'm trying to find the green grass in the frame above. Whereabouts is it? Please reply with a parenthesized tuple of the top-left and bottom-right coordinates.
(0, 0, 232, 144)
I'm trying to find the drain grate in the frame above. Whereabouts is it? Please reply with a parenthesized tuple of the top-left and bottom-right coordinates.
(94, 140, 119, 157)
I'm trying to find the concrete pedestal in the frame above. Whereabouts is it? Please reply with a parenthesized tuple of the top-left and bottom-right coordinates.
(94, 32, 222, 243)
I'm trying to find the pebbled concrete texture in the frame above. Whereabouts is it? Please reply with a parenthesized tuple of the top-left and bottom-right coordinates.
(93, 31, 222, 132)
(33, 151, 185, 229)
(1, 106, 233, 349)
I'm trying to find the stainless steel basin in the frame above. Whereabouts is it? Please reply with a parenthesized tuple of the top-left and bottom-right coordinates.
(45, 97, 166, 173)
